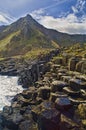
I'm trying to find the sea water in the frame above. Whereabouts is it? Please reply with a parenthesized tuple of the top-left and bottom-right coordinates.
(0, 75, 23, 110)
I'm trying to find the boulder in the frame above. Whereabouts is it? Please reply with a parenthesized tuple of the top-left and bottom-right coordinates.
(77, 104, 86, 119)
(60, 114, 79, 130)
(80, 89, 86, 99)
(22, 87, 37, 100)
(22, 90, 33, 99)
(61, 54, 70, 66)
(50, 92, 67, 102)
(37, 108, 60, 130)
(42, 77, 51, 86)
(38, 87, 50, 100)
(32, 101, 61, 130)
(69, 57, 81, 71)
(57, 72, 67, 80)
(51, 73, 58, 79)
(63, 87, 80, 97)
(19, 120, 38, 130)
(52, 56, 63, 65)
(34, 81, 45, 88)
(32, 101, 54, 122)
(2, 105, 28, 130)
(51, 64, 61, 73)
(69, 97, 86, 105)
(35, 97, 43, 105)
(50, 93, 59, 102)
(61, 76, 72, 83)
(66, 71, 79, 77)
(69, 78, 86, 91)
(3, 106, 13, 116)
(58, 69, 67, 73)
(75, 75, 86, 82)
(51, 80, 68, 92)
(3, 120, 18, 130)
(44, 72, 52, 78)
(55, 97, 72, 111)
(76, 60, 85, 72)
(1, 111, 23, 130)
(81, 60, 86, 74)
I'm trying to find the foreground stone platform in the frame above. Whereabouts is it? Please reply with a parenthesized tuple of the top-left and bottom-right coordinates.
(0, 49, 86, 130)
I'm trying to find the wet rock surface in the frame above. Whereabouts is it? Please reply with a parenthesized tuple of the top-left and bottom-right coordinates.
(0, 49, 86, 130)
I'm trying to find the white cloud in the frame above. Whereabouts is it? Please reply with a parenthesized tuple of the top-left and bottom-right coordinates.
(77, 0, 86, 11)
(72, 0, 86, 14)
(31, 8, 86, 34)
(30, 0, 86, 34)
(30, 9, 45, 20)
(39, 14, 86, 34)
(72, 6, 78, 14)
(0, 12, 15, 25)
(0, 15, 9, 24)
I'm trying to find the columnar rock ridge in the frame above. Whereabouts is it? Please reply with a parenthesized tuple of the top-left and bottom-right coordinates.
(0, 45, 86, 130)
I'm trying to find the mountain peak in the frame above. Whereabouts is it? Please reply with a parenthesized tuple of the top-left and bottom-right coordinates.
(20, 14, 34, 23)
(26, 14, 33, 19)
(0, 14, 86, 58)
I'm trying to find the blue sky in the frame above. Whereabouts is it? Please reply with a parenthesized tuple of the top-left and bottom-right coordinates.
(0, 0, 86, 34)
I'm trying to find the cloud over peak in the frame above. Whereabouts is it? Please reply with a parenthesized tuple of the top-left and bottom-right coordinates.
(0, 12, 15, 25)
(31, 0, 86, 34)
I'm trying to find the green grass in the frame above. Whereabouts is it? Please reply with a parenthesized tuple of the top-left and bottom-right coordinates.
(0, 31, 20, 51)
(64, 43, 86, 57)
(23, 48, 53, 60)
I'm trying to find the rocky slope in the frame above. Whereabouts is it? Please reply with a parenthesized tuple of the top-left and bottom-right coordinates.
(0, 44, 86, 130)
